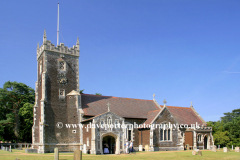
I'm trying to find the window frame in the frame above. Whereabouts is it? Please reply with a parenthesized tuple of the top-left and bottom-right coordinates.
(159, 123, 172, 142)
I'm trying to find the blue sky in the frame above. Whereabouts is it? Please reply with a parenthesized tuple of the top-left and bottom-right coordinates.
(0, 0, 240, 122)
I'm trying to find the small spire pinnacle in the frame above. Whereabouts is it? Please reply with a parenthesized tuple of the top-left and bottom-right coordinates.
(76, 37, 80, 50)
(36, 42, 40, 57)
(43, 29, 47, 42)
(107, 103, 111, 112)
(190, 101, 193, 108)
(163, 99, 167, 107)
(153, 94, 155, 100)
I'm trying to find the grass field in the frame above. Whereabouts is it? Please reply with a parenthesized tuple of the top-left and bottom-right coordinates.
(0, 149, 239, 160)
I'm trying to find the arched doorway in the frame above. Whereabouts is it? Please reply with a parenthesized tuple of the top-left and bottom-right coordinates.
(204, 136, 208, 149)
(102, 136, 116, 154)
(100, 132, 120, 154)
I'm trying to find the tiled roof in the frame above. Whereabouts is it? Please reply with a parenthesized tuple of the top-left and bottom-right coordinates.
(167, 106, 204, 125)
(81, 111, 108, 123)
(81, 94, 160, 119)
(143, 109, 162, 125)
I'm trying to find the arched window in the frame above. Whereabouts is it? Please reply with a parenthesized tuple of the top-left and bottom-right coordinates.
(39, 60, 42, 74)
(125, 123, 133, 141)
(197, 134, 202, 142)
(159, 123, 172, 141)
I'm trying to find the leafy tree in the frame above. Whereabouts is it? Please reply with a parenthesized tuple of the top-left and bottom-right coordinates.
(224, 117, 240, 147)
(95, 93, 102, 96)
(221, 109, 240, 123)
(19, 103, 33, 142)
(208, 108, 240, 147)
(207, 121, 225, 135)
(213, 131, 230, 147)
(0, 81, 34, 142)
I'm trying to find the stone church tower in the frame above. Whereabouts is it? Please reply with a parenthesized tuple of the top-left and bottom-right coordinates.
(32, 30, 82, 153)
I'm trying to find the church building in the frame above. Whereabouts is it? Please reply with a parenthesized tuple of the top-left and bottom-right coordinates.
(32, 31, 214, 154)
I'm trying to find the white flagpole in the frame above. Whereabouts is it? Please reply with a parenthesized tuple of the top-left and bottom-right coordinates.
(57, 3, 60, 45)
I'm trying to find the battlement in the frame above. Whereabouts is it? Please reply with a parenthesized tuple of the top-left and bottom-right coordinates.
(37, 30, 79, 60)
(196, 126, 212, 131)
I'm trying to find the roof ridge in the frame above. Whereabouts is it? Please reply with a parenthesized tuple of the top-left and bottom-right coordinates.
(167, 106, 191, 109)
(81, 93, 112, 98)
(164, 107, 179, 124)
(190, 106, 207, 125)
(146, 107, 165, 125)
(82, 93, 153, 101)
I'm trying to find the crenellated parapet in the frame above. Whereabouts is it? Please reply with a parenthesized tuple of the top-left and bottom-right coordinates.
(37, 30, 80, 60)
(195, 126, 212, 131)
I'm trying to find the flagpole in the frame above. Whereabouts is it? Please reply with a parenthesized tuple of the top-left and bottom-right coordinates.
(57, 3, 60, 45)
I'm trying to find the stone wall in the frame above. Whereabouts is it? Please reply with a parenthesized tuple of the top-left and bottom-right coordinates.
(33, 55, 44, 144)
(82, 121, 92, 151)
(124, 118, 145, 147)
(44, 51, 79, 145)
(153, 108, 179, 149)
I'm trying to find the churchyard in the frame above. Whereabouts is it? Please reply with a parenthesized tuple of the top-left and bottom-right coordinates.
(0, 148, 239, 160)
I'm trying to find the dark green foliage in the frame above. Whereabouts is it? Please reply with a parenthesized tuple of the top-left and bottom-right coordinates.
(80, 89, 84, 94)
(19, 103, 33, 142)
(224, 117, 240, 147)
(221, 109, 240, 123)
(0, 81, 35, 142)
(208, 108, 240, 148)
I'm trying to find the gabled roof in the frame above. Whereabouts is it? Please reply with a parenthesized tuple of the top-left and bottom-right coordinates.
(67, 90, 80, 96)
(167, 106, 204, 125)
(143, 109, 162, 125)
(81, 94, 160, 119)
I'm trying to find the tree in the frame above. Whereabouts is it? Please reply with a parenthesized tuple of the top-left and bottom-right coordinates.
(208, 108, 240, 147)
(224, 117, 240, 147)
(80, 89, 84, 94)
(19, 103, 33, 142)
(95, 93, 102, 96)
(0, 81, 35, 142)
(221, 109, 240, 123)
(213, 131, 230, 147)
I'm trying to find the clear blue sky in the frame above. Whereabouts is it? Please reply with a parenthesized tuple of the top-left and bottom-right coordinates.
(0, 0, 240, 122)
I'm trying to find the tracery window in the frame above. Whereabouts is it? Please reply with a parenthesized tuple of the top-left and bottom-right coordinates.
(160, 123, 172, 141)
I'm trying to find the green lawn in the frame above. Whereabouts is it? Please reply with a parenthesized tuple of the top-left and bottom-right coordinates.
(0, 149, 239, 160)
